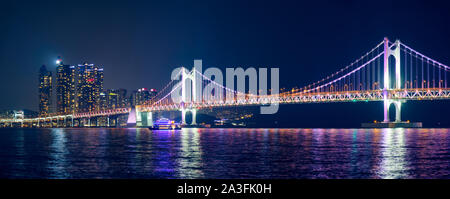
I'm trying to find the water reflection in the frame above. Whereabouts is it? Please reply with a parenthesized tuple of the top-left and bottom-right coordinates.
(176, 128, 204, 178)
(0, 128, 450, 178)
(151, 130, 178, 178)
(13, 130, 25, 178)
(48, 128, 69, 178)
(377, 128, 408, 179)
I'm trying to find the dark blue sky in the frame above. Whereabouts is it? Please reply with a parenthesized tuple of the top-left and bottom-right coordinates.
(1, 0, 450, 113)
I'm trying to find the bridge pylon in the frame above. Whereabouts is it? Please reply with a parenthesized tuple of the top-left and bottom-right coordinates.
(180, 64, 200, 126)
(362, 37, 422, 128)
(383, 37, 402, 123)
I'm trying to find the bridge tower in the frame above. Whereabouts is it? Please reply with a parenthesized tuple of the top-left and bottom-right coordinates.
(383, 37, 403, 122)
(180, 65, 198, 126)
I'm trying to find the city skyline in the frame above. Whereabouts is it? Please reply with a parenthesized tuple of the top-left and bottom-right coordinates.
(37, 56, 157, 115)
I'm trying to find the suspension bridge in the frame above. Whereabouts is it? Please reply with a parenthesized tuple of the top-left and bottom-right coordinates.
(1, 37, 449, 128)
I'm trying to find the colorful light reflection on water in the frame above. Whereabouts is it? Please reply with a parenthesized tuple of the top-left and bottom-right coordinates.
(0, 128, 449, 179)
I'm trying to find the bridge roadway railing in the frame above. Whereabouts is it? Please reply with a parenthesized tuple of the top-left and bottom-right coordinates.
(2, 88, 450, 124)
(72, 108, 130, 118)
(137, 88, 450, 112)
(0, 108, 130, 124)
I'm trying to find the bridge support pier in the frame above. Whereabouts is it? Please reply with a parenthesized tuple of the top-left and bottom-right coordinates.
(181, 109, 197, 126)
(147, 112, 153, 127)
(136, 110, 142, 127)
(191, 109, 197, 125)
(384, 100, 402, 123)
(133, 109, 154, 127)
(181, 109, 187, 125)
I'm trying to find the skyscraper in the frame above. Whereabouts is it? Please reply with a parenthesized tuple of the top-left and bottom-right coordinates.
(131, 88, 157, 106)
(99, 88, 128, 110)
(56, 57, 76, 114)
(38, 65, 52, 116)
(117, 88, 127, 108)
(99, 91, 108, 110)
(149, 88, 157, 99)
(75, 62, 104, 113)
(107, 89, 119, 109)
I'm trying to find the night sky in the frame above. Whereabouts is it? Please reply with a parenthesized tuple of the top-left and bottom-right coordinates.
(1, 0, 450, 126)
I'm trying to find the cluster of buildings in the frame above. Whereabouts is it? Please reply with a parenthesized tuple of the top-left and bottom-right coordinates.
(38, 57, 156, 117)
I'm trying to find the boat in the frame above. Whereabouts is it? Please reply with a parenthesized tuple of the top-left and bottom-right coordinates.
(149, 118, 181, 130)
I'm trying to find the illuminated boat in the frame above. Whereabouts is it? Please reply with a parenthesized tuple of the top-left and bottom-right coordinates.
(149, 118, 181, 130)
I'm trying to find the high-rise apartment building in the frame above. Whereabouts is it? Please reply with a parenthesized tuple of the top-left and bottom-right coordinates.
(38, 65, 52, 116)
(75, 62, 104, 113)
(56, 57, 76, 114)
(99, 88, 128, 110)
(131, 88, 157, 106)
